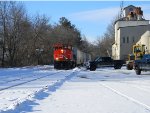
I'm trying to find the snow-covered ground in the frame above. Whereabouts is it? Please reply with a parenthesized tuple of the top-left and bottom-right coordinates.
(1, 66, 150, 113)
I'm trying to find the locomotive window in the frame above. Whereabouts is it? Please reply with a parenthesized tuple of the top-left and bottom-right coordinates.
(68, 46, 72, 50)
(54, 47, 62, 50)
(54, 47, 58, 50)
(54, 45, 72, 50)
(63, 45, 67, 48)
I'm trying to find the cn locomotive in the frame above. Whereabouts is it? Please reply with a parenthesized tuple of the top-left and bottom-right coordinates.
(53, 43, 91, 69)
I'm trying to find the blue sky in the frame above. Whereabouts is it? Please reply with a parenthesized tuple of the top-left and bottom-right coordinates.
(23, 1, 150, 42)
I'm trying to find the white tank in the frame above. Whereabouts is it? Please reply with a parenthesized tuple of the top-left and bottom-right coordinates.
(140, 31, 150, 53)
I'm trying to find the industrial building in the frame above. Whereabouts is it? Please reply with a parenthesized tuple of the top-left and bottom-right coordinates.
(136, 31, 150, 54)
(112, 5, 150, 60)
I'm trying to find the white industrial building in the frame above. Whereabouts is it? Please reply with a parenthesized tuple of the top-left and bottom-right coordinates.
(137, 31, 150, 54)
(112, 5, 150, 60)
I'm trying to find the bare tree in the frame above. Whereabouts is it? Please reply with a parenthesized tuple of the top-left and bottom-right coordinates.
(0, 1, 32, 66)
(93, 16, 118, 58)
(0, 1, 10, 67)
(29, 14, 51, 65)
(5, 2, 27, 66)
(0, 3, 89, 67)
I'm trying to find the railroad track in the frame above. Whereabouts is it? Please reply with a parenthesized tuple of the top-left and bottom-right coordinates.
(0, 74, 37, 85)
(0, 69, 80, 112)
(0, 71, 62, 92)
(0, 68, 41, 84)
(0, 66, 52, 83)
(0, 72, 31, 82)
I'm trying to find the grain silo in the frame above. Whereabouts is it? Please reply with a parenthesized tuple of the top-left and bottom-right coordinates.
(137, 31, 150, 54)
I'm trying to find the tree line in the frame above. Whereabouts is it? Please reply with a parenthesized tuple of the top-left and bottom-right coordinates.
(0, 1, 116, 67)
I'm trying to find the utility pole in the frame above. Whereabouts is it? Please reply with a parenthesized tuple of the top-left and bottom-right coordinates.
(120, 1, 124, 19)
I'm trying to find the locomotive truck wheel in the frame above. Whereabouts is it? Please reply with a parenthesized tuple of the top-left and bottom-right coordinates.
(54, 61, 59, 69)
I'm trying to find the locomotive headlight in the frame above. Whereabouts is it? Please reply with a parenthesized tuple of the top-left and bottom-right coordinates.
(56, 57, 59, 60)
(61, 49, 64, 53)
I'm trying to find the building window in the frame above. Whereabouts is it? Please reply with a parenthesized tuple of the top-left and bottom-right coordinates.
(127, 37, 129, 43)
(129, 8, 133, 11)
(123, 37, 125, 43)
(132, 37, 135, 43)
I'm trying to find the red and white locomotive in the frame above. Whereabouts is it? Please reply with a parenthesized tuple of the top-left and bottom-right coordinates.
(53, 43, 91, 69)
(53, 43, 76, 69)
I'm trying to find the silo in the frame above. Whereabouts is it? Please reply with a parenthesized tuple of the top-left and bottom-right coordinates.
(140, 31, 150, 54)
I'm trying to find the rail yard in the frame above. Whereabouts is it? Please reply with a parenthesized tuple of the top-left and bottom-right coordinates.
(1, 2, 150, 113)
(1, 66, 150, 113)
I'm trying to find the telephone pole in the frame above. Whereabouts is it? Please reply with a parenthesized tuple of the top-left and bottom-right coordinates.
(120, 1, 124, 19)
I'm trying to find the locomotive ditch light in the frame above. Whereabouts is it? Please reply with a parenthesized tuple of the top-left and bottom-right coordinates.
(56, 57, 59, 61)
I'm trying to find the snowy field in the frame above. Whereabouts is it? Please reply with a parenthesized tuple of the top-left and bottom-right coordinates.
(1, 66, 150, 113)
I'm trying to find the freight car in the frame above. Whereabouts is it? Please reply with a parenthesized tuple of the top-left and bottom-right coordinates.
(53, 43, 91, 69)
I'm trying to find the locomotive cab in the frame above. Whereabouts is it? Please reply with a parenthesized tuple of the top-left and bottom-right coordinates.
(53, 44, 76, 69)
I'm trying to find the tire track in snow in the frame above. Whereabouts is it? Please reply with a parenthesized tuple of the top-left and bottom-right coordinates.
(100, 82, 150, 112)
(118, 81, 150, 94)
(47, 69, 80, 94)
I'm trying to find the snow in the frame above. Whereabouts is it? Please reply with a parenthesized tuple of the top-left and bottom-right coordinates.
(0, 66, 150, 113)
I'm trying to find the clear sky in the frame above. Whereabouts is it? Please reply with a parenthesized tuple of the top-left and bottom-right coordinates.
(23, 1, 150, 42)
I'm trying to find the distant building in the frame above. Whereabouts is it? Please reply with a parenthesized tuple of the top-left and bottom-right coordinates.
(112, 5, 150, 60)
(136, 31, 150, 54)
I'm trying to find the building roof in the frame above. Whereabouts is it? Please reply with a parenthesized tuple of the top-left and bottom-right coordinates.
(141, 31, 150, 38)
(114, 19, 148, 25)
(123, 5, 136, 10)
